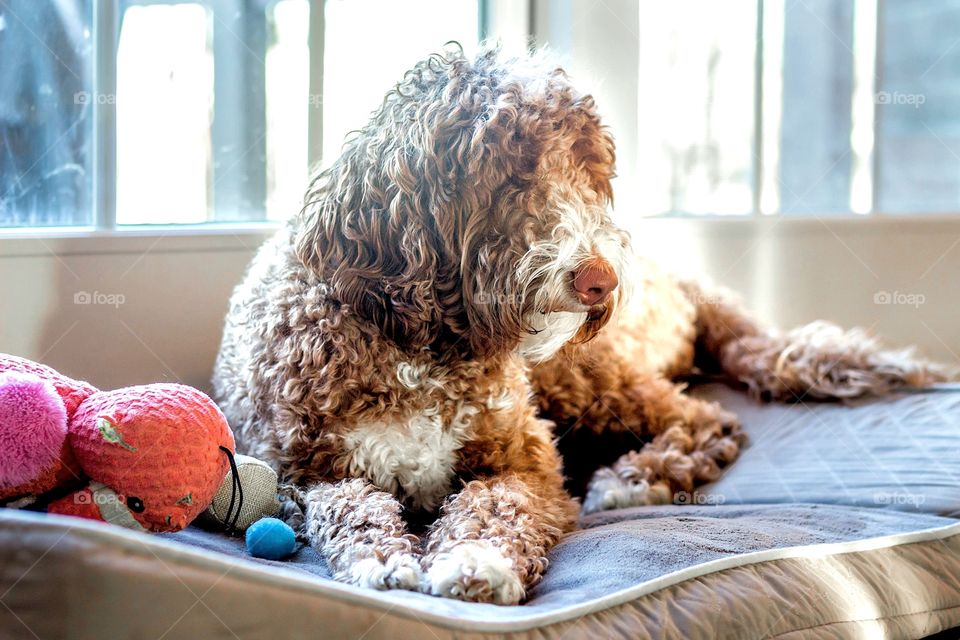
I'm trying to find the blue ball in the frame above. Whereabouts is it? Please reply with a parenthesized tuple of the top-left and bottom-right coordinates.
(246, 517, 296, 560)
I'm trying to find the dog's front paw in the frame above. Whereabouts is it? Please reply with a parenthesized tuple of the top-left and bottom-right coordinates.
(422, 542, 524, 605)
(581, 469, 672, 515)
(348, 553, 423, 591)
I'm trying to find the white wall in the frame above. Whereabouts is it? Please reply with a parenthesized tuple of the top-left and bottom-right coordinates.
(0, 230, 272, 392)
(634, 217, 960, 368)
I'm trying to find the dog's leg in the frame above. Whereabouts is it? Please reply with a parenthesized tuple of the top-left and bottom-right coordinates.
(302, 478, 423, 591)
(580, 376, 744, 514)
(420, 473, 577, 605)
(683, 282, 954, 401)
(420, 420, 578, 605)
(532, 322, 744, 501)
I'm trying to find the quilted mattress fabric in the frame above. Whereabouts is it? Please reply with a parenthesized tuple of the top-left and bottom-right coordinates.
(694, 384, 960, 517)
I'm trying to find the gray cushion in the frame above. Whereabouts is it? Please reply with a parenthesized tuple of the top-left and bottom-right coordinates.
(693, 383, 960, 517)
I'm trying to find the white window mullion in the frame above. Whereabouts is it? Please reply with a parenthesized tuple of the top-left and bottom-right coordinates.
(850, 0, 879, 215)
(752, 0, 764, 216)
(759, 0, 785, 215)
(307, 0, 325, 170)
(483, 0, 531, 53)
(93, 0, 119, 230)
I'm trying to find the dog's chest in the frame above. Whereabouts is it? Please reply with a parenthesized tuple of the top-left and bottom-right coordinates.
(341, 403, 476, 511)
(341, 362, 528, 511)
(341, 362, 524, 510)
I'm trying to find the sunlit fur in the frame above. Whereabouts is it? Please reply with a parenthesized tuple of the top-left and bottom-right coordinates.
(532, 261, 953, 513)
(516, 200, 630, 361)
(213, 45, 952, 606)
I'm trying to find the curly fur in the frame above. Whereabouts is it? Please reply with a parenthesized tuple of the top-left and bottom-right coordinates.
(213, 45, 952, 605)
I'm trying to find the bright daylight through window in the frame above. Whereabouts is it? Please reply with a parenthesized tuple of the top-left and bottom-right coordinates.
(1, 0, 959, 228)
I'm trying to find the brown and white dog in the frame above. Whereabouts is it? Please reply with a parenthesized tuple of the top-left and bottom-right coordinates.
(212, 46, 949, 605)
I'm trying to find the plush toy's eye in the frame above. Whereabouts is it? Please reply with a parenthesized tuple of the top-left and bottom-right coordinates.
(126, 496, 145, 513)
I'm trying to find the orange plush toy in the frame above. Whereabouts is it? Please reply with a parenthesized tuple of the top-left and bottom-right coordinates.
(0, 354, 235, 532)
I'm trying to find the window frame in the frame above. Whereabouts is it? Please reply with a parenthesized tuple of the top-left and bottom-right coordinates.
(0, 0, 323, 237)
(1, 0, 489, 241)
(101, 0, 321, 227)
(3, 0, 960, 253)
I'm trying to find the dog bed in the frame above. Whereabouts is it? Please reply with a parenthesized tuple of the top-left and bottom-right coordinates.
(2, 384, 960, 639)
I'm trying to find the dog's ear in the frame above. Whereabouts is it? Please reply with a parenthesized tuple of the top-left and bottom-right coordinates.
(458, 222, 530, 358)
(294, 50, 496, 352)
(294, 158, 443, 350)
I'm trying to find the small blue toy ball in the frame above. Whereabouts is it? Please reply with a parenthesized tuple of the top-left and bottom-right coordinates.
(246, 517, 296, 560)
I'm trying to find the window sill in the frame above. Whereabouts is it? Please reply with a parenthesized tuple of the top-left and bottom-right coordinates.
(0, 223, 279, 258)
(627, 213, 960, 237)
(1, 213, 959, 259)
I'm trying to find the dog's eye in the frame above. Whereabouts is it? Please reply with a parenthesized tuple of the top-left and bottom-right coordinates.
(126, 496, 145, 513)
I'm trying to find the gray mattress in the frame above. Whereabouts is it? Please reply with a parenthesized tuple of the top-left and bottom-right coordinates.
(2, 383, 960, 639)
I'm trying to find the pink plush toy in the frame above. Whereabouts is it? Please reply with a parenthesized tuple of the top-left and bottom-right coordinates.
(0, 354, 235, 532)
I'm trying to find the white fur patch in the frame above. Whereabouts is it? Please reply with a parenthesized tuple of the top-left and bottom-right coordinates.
(343, 403, 478, 511)
(485, 388, 514, 411)
(518, 311, 586, 363)
(511, 196, 631, 365)
(396, 361, 438, 390)
(348, 554, 422, 591)
(581, 475, 672, 515)
(424, 542, 524, 605)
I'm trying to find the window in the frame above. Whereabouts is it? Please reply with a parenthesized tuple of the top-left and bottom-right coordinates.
(115, 2, 217, 224)
(0, 0, 480, 229)
(6, 0, 959, 228)
(0, 1, 93, 227)
(634, 2, 757, 216)
(629, 0, 960, 216)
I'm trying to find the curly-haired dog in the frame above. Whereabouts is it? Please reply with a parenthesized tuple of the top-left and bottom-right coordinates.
(212, 46, 950, 605)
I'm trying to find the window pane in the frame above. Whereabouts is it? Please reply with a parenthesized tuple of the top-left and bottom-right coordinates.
(322, 0, 478, 166)
(116, 0, 307, 224)
(635, 1, 756, 216)
(116, 3, 213, 224)
(773, 0, 856, 215)
(755, 0, 960, 216)
(0, 0, 92, 227)
(875, 1, 960, 214)
(266, 0, 309, 221)
(633, 0, 960, 217)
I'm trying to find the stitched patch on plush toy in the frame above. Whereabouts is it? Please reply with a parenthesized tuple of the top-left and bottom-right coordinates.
(177, 494, 193, 506)
(97, 417, 137, 452)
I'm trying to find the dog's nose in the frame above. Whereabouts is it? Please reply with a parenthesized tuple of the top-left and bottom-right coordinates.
(572, 261, 618, 306)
